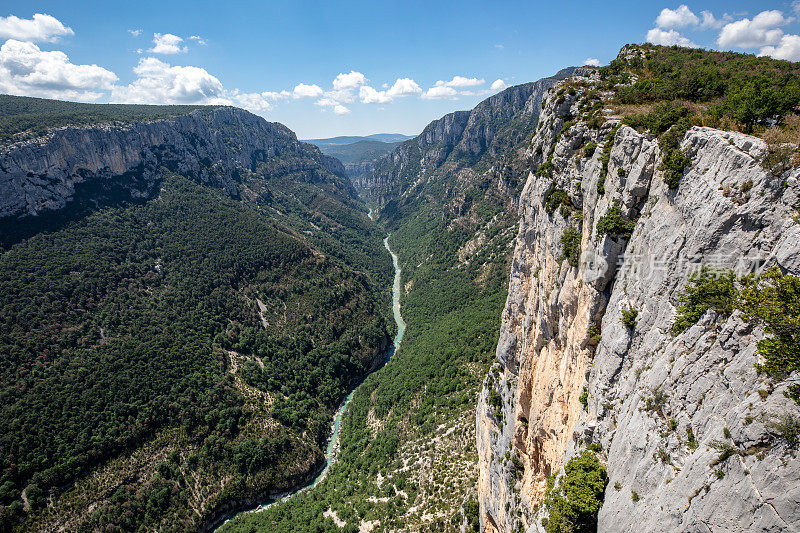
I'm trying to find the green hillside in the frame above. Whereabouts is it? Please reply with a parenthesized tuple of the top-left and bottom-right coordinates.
(0, 94, 216, 144)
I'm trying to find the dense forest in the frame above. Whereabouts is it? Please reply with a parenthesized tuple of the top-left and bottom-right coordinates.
(0, 95, 215, 144)
(0, 168, 392, 531)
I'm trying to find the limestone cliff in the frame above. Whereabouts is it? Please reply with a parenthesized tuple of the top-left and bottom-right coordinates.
(363, 68, 589, 207)
(0, 106, 348, 243)
(477, 73, 800, 532)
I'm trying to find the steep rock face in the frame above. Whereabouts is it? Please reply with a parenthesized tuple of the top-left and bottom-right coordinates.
(0, 107, 348, 231)
(477, 77, 800, 532)
(362, 68, 588, 206)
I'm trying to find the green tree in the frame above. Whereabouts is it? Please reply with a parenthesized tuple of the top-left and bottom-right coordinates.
(544, 452, 608, 533)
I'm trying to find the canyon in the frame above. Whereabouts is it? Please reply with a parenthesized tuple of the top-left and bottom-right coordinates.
(1, 43, 800, 533)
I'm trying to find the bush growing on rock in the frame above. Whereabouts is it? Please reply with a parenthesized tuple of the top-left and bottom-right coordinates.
(560, 227, 582, 268)
(621, 307, 638, 329)
(542, 451, 607, 533)
(739, 267, 800, 381)
(596, 203, 636, 239)
(672, 267, 738, 335)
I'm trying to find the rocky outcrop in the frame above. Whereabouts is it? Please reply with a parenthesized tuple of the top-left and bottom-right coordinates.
(477, 75, 800, 532)
(0, 106, 348, 241)
(363, 68, 590, 207)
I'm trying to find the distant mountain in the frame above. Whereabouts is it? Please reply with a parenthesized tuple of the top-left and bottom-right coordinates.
(304, 133, 414, 146)
(304, 134, 414, 181)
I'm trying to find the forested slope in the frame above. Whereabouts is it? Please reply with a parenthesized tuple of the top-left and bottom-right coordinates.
(221, 69, 576, 533)
(0, 100, 392, 531)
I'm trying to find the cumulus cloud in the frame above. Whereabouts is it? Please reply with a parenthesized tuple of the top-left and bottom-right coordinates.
(583, 58, 601, 67)
(435, 75, 485, 88)
(128, 29, 142, 37)
(332, 70, 367, 90)
(699, 10, 727, 29)
(717, 10, 788, 49)
(387, 77, 421, 97)
(490, 79, 508, 91)
(109, 56, 279, 114)
(189, 35, 207, 46)
(292, 83, 323, 98)
(359, 85, 392, 104)
(149, 33, 187, 54)
(759, 34, 800, 61)
(655, 5, 699, 29)
(356, 78, 421, 104)
(333, 104, 350, 115)
(0, 39, 117, 100)
(421, 85, 458, 99)
(646, 28, 697, 47)
(111, 57, 223, 103)
(0, 13, 73, 42)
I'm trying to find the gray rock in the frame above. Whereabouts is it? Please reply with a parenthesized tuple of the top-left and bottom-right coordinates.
(477, 74, 800, 533)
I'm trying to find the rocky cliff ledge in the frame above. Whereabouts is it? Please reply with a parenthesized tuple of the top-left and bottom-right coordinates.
(477, 74, 800, 532)
(362, 68, 589, 207)
(0, 106, 347, 234)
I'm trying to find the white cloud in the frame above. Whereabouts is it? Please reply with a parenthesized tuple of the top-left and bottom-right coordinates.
(655, 5, 699, 29)
(0, 39, 117, 100)
(0, 13, 74, 42)
(490, 79, 508, 91)
(494, 44, 504, 49)
(387, 77, 421, 97)
(332, 70, 366, 90)
(111, 57, 224, 103)
(759, 34, 800, 61)
(149, 33, 187, 54)
(313, 70, 371, 112)
(435, 75, 485, 88)
(357, 78, 421, 104)
(699, 10, 727, 29)
(128, 29, 142, 37)
(189, 35, 207, 45)
(717, 10, 788, 49)
(359, 85, 392, 104)
(421, 85, 458, 99)
(646, 28, 697, 47)
(292, 83, 323, 98)
(109, 56, 280, 115)
(583, 58, 601, 67)
(226, 89, 279, 113)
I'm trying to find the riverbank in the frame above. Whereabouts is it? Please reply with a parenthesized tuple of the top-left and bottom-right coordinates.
(212, 232, 405, 531)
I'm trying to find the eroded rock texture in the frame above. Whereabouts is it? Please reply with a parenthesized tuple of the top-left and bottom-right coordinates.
(0, 107, 347, 229)
(477, 77, 800, 532)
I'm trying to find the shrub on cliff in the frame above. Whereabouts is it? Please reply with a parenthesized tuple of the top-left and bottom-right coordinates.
(596, 203, 635, 239)
(739, 267, 800, 380)
(621, 307, 638, 329)
(672, 267, 738, 335)
(560, 227, 582, 268)
(542, 451, 607, 533)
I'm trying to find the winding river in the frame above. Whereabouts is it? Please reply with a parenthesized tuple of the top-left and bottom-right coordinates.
(214, 220, 404, 529)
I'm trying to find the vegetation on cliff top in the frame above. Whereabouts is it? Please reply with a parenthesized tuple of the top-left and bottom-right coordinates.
(598, 45, 800, 186)
(0, 94, 218, 144)
(603, 44, 800, 133)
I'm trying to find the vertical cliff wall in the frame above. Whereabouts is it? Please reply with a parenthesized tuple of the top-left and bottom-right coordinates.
(477, 75, 800, 532)
(0, 106, 349, 237)
(361, 68, 589, 207)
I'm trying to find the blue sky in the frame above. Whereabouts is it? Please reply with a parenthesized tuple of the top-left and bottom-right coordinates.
(2, 1, 800, 138)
